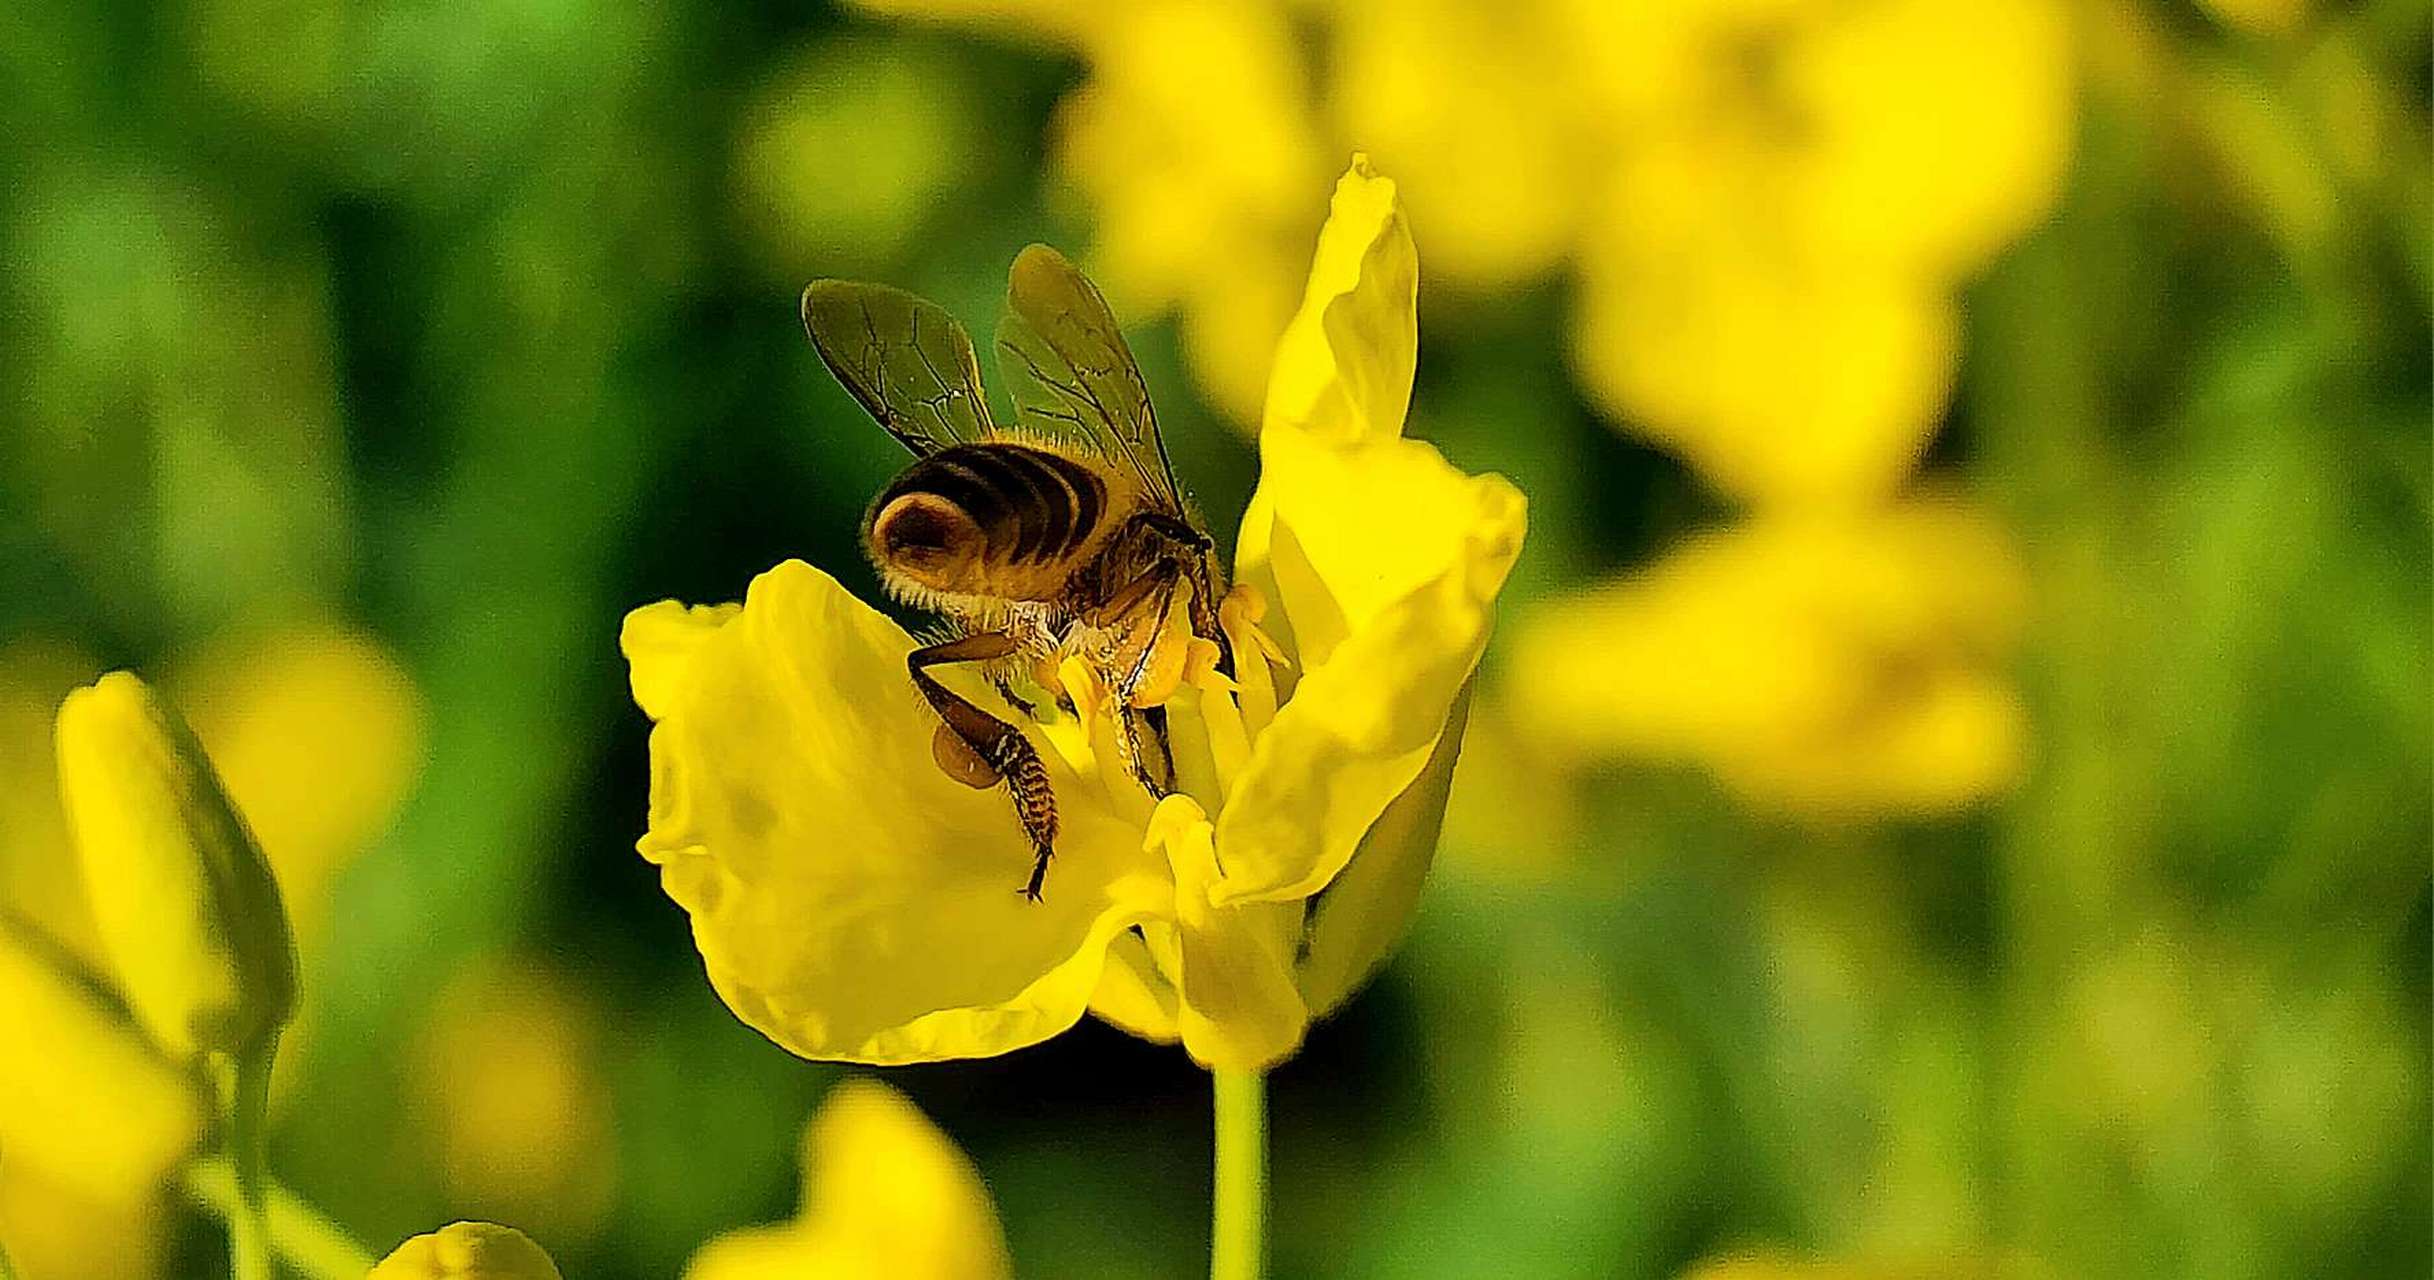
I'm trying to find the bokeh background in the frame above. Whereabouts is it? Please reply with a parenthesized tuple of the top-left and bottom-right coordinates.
(1, 0, 2427, 1276)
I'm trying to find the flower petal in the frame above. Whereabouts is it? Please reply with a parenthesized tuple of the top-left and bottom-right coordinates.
(624, 561, 1167, 1064)
(369, 1222, 562, 1280)
(1260, 155, 1417, 447)
(622, 601, 740, 723)
(1147, 796, 1306, 1071)
(1087, 929, 1182, 1044)
(1506, 502, 2027, 813)
(1295, 682, 1470, 1017)
(683, 1079, 1012, 1280)
(1217, 433, 1524, 906)
(0, 916, 204, 1203)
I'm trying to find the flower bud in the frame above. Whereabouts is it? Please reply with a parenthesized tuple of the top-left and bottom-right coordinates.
(369, 1223, 563, 1280)
(54, 672, 295, 1061)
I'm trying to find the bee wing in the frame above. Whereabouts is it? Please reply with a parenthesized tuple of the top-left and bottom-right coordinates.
(994, 244, 1184, 512)
(802, 279, 994, 456)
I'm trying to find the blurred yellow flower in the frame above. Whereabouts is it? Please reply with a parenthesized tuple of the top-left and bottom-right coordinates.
(176, 624, 424, 958)
(0, 628, 419, 1278)
(1508, 500, 2027, 814)
(2195, 0, 2308, 37)
(625, 159, 1522, 1070)
(55, 671, 295, 1062)
(410, 957, 617, 1244)
(368, 1222, 563, 1280)
(849, 0, 2073, 512)
(0, 914, 204, 1206)
(0, 1171, 167, 1280)
(730, 35, 987, 278)
(683, 1079, 1011, 1280)
(1570, 0, 2074, 507)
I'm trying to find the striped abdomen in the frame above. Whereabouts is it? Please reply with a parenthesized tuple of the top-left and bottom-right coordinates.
(867, 441, 1121, 603)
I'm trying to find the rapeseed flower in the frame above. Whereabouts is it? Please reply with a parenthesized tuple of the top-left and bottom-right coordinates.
(410, 958, 618, 1244)
(0, 640, 413, 1279)
(1509, 501, 2028, 813)
(842, 0, 2072, 506)
(624, 158, 1524, 1070)
(683, 1079, 1010, 1280)
(369, 1222, 562, 1280)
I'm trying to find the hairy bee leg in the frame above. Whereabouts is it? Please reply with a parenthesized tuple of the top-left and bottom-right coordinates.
(908, 632, 1060, 901)
(1081, 564, 1175, 629)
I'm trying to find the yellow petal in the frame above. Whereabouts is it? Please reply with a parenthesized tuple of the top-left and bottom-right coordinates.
(624, 561, 1167, 1064)
(1218, 433, 1524, 905)
(1789, 0, 2075, 278)
(368, 1222, 562, 1280)
(54, 672, 295, 1060)
(1507, 502, 2028, 814)
(1147, 796, 1307, 1071)
(1088, 929, 1182, 1044)
(1260, 155, 1417, 446)
(0, 1172, 168, 1280)
(410, 958, 616, 1242)
(1572, 224, 1957, 509)
(1296, 682, 1470, 1017)
(683, 1079, 1012, 1280)
(0, 915, 204, 1203)
(622, 601, 741, 722)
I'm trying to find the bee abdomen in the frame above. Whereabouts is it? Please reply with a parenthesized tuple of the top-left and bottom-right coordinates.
(871, 443, 1110, 596)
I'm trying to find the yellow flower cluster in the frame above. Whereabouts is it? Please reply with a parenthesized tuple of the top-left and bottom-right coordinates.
(849, 0, 2069, 814)
(624, 159, 1523, 1070)
(850, 0, 2073, 473)
(0, 631, 421, 1280)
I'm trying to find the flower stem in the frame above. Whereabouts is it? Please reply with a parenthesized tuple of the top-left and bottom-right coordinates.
(0, 1234, 19, 1280)
(1210, 1068, 1268, 1280)
(180, 1158, 377, 1280)
(208, 1046, 276, 1280)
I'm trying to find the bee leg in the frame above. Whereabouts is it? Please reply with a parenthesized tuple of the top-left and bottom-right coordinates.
(989, 673, 1040, 720)
(1106, 580, 1184, 797)
(1114, 708, 1171, 798)
(908, 632, 1060, 901)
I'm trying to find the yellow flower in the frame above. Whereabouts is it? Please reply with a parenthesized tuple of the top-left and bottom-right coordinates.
(624, 158, 1524, 1071)
(853, 0, 1327, 422)
(730, 35, 989, 278)
(409, 957, 617, 1243)
(1569, 0, 2074, 507)
(682, 1079, 1011, 1280)
(54, 672, 295, 1062)
(0, 632, 418, 1277)
(848, 0, 2073, 511)
(368, 1222, 562, 1280)
(0, 914, 205, 1205)
(1508, 500, 2026, 814)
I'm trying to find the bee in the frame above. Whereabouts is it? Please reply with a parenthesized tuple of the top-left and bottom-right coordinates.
(802, 245, 1229, 901)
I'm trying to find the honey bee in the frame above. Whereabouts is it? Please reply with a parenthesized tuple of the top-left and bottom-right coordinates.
(803, 245, 1229, 901)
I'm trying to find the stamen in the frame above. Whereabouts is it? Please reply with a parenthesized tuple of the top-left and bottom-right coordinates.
(1218, 584, 1287, 738)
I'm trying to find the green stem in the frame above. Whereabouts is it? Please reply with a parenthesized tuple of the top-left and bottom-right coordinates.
(0, 1233, 20, 1280)
(1210, 1068, 1268, 1280)
(209, 1046, 277, 1280)
(181, 1159, 377, 1280)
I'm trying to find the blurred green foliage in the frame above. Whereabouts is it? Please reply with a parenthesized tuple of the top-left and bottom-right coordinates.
(0, 1, 2425, 1278)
